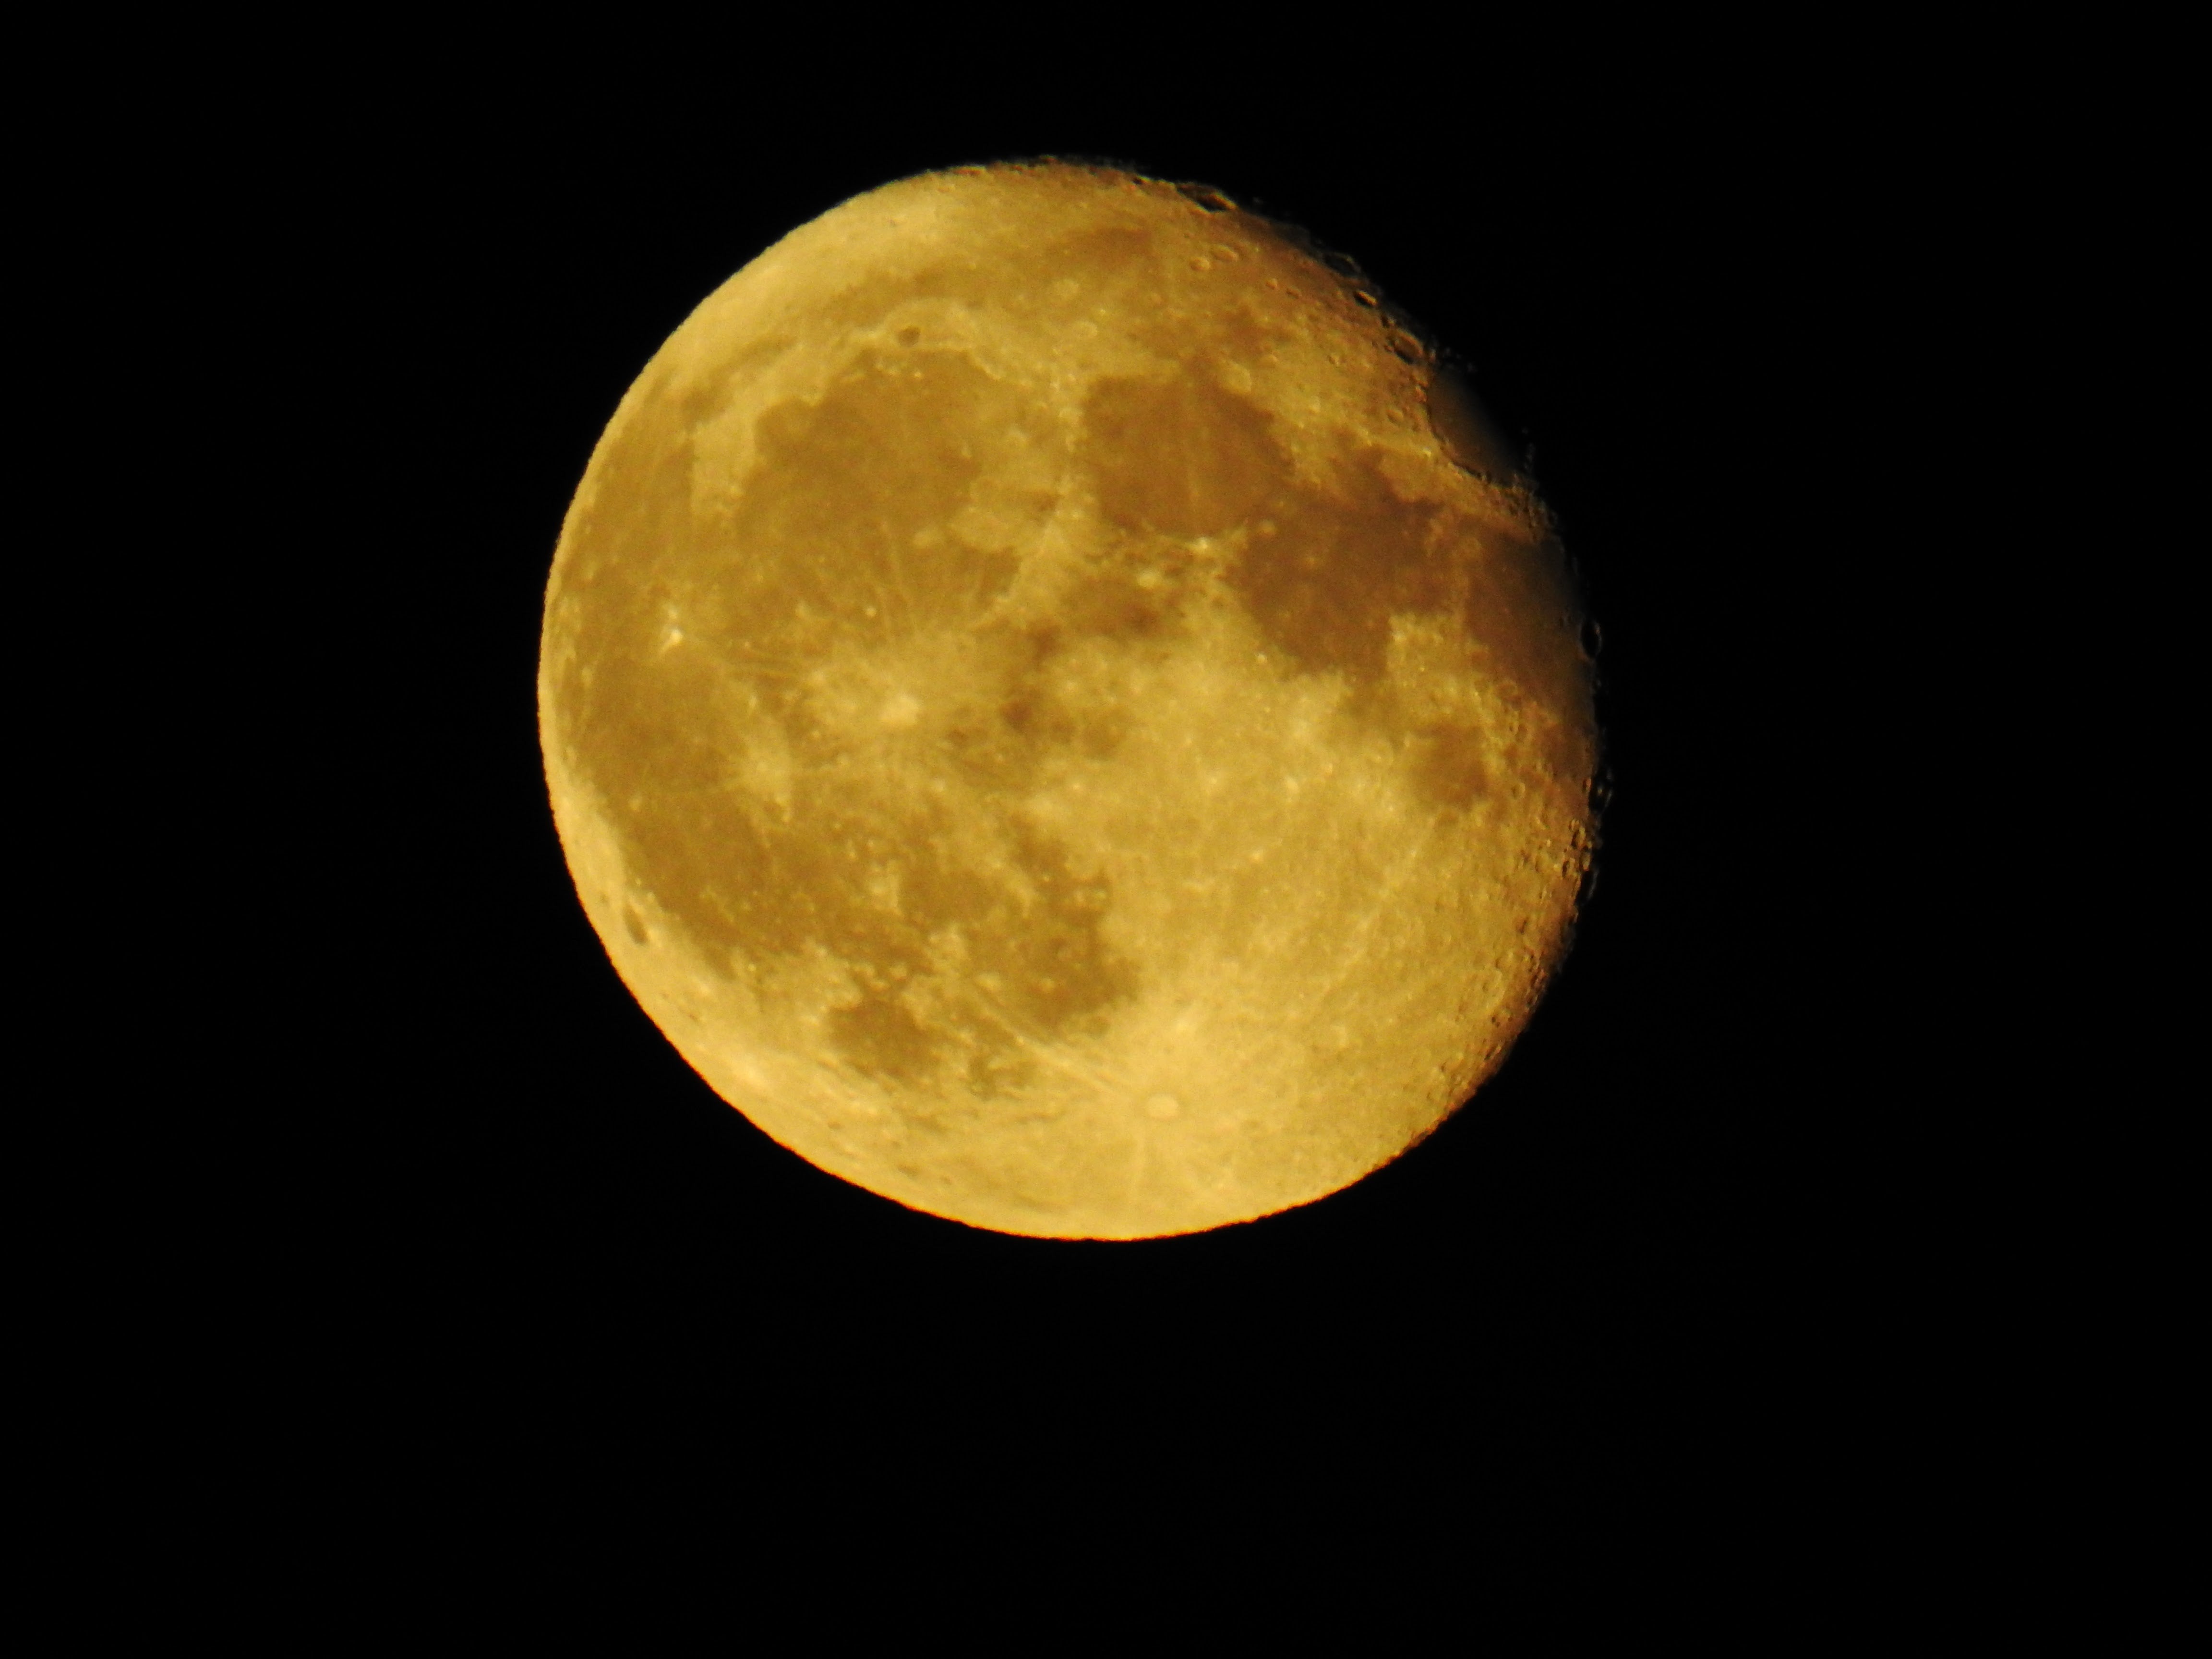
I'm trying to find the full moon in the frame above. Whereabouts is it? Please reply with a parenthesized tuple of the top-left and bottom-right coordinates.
(539, 162, 1595, 1238)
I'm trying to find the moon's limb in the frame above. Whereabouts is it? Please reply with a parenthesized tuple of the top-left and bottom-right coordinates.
(539, 163, 1594, 1238)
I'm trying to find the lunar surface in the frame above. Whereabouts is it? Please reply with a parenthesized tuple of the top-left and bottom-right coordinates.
(539, 162, 1595, 1238)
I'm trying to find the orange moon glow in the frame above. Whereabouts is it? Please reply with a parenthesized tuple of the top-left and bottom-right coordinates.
(538, 162, 1595, 1238)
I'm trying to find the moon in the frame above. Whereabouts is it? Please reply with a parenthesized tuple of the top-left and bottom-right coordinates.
(538, 162, 1595, 1239)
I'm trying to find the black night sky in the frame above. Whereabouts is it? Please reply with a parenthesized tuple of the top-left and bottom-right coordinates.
(196, 57, 1921, 1604)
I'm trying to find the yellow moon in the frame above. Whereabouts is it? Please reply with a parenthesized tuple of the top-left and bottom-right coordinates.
(539, 162, 1595, 1239)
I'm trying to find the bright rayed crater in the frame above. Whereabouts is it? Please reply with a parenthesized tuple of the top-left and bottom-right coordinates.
(539, 162, 1595, 1238)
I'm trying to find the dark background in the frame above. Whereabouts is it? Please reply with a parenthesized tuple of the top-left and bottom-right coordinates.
(186, 60, 1920, 1595)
